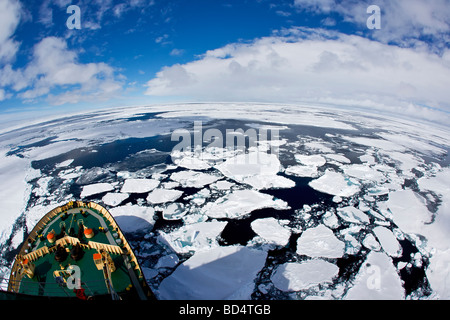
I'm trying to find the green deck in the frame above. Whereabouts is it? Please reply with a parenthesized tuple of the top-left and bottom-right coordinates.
(16, 206, 140, 298)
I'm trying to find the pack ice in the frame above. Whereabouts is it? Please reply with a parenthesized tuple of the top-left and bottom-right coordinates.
(296, 225, 345, 259)
(215, 151, 295, 190)
(201, 189, 289, 219)
(157, 246, 267, 300)
(271, 259, 339, 292)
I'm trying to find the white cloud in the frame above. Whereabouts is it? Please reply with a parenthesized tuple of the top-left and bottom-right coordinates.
(294, 0, 450, 51)
(294, 0, 336, 13)
(1, 37, 123, 105)
(0, 0, 21, 63)
(43, 0, 157, 30)
(145, 27, 450, 124)
(170, 48, 185, 57)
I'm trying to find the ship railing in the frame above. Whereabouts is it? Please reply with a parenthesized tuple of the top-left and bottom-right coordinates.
(87, 202, 142, 273)
(87, 241, 123, 255)
(23, 236, 124, 262)
(22, 246, 50, 262)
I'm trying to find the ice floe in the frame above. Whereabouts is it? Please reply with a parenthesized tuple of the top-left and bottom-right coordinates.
(373, 226, 402, 258)
(341, 228, 362, 255)
(284, 165, 320, 178)
(155, 253, 179, 269)
(295, 154, 326, 167)
(109, 204, 156, 233)
(201, 189, 289, 219)
(341, 136, 406, 153)
(22, 140, 87, 161)
(336, 206, 370, 225)
(170, 170, 221, 188)
(33, 177, 52, 197)
(309, 169, 360, 197)
(296, 225, 345, 259)
(284, 152, 327, 179)
(161, 203, 186, 220)
(157, 220, 227, 254)
(59, 167, 82, 180)
(101, 192, 129, 207)
(80, 182, 115, 198)
(0, 152, 39, 243)
(324, 153, 351, 164)
(359, 153, 376, 165)
(378, 132, 447, 156)
(343, 164, 386, 184)
(385, 189, 432, 235)
(157, 245, 267, 300)
(55, 159, 74, 168)
(120, 178, 160, 193)
(271, 259, 339, 292)
(171, 150, 212, 170)
(405, 168, 450, 298)
(362, 233, 381, 251)
(146, 188, 183, 204)
(250, 217, 291, 247)
(210, 180, 235, 191)
(215, 151, 294, 190)
(303, 140, 334, 153)
(344, 251, 405, 300)
(322, 210, 340, 229)
(157, 103, 357, 130)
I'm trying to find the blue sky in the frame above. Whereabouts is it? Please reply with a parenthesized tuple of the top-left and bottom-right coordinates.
(1, 0, 450, 124)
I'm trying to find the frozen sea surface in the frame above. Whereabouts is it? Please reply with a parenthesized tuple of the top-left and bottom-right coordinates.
(157, 245, 267, 300)
(1, 103, 449, 299)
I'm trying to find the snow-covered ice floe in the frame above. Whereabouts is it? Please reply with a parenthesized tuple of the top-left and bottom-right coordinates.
(80, 182, 115, 198)
(344, 251, 405, 300)
(161, 203, 186, 220)
(372, 226, 402, 258)
(109, 204, 156, 233)
(284, 165, 320, 178)
(170, 170, 221, 188)
(0, 152, 39, 244)
(250, 217, 291, 247)
(284, 154, 327, 179)
(336, 206, 370, 225)
(308, 169, 360, 197)
(296, 225, 345, 259)
(157, 245, 267, 300)
(201, 189, 289, 219)
(171, 151, 212, 170)
(120, 178, 160, 193)
(215, 151, 295, 190)
(146, 188, 183, 204)
(157, 220, 227, 254)
(271, 259, 339, 292)
(102, 192, 129, 207)
(388, 170, 450, 298)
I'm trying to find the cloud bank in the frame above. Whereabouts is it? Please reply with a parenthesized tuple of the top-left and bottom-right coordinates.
(294, 0, 450, 51)
(0, 0, 22, 64)
(144, 27, 450, 124)
(0, 0, 124, 106)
